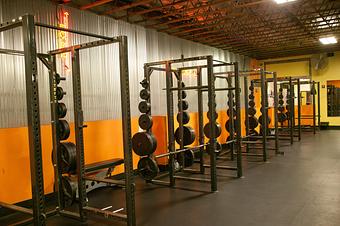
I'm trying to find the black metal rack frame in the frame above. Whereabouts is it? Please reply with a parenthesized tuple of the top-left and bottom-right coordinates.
(0, 15, 136, 226)
(143, 56, 241, 192)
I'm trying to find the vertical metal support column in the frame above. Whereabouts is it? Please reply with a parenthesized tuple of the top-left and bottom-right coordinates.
(165, 62, 175, 186)
(48, 55, 65, 210)
(72, 50, 87, 221)
(177, 70, 185, 168)
(289, 77, 294, 144)
(312, 81, 316, 134)
(260, 70, 267, 162)
(273, 73, 280, 154)
(118, 36, 136, 226)
(207, 56, 217, 192)
(197, 67, 205, 174)
(234, 63, 243, 177)
(297, 79, 302, 141)
(227, 75, 235, 161)
(22, 14, 46, 225)
(244, 76, 250, 153)
(317, 82, 321, 130)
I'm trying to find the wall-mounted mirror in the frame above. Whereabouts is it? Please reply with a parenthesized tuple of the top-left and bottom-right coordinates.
(327, 80, 340, 116)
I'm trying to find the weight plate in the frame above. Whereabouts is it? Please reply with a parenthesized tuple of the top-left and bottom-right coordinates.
(279, 88, 283, 92)
(59, 142, 77, 173)
(279, 94, 284, 99)
(138, 157, 159, 181)
(248, 93, 255, 100)
(138, 101, 151, 114)
(207, 102, 217, 108)
(61, 176, 77, 206)
(278, 112, 287, 123)
(139, 114, 153, 130)
(140, 79, 149, 89)
(286, 105, 290, 111)
(227, 100, 236, 107)
(56, 87, 65, 101)
(174, 126, 196, 146)
(57, 102, 67, 118)
(181, 91, 187, 99)
(57, 120, 70, 140)
(206, 141, 222, 155)
(225, 118, 236, 132)
(278, 106, 285, 112)
(140, 89, 150, 100)
(177, 150, 195, 167)
(178, 100, 189, 110)
(258, 115, 271, 125)
(248, 116, 259, 130)
(248, 107, 257, 116)
(249, 85, 254, 91)
(132, 132, 157, 156)
(204, 123, 222, 139)
(177, 111, 190, 124)
(55, 73, 63, 85)
(249, 100, 256, 108)
(207, 111, 218, 120)
(278, 99, 284, 105)
(227, 108, 236, 117)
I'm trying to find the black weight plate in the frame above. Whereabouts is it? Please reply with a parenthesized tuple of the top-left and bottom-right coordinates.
(138, 157, 159, 180)
(206, 141, 222, 155)
(175, 126, 196, 146)
(286, 105, 290, 111)
(57, 120, 70, 140)
(207, 111, 218, 120)
(249, 100, 256, 108)
(140, 79, 149, 89)
(248, 116, 259, 130)
(278, 112, 287, 123)
(55, 73, 62, 84)
(279, 87, 283, 92)
(204, 123, 222, 139)
(177, 111, 190, 124)
(181, 91, 187, 99)
(227, 100, 236, 107)
(177, 150, 194, 167)
(140, 89, 150, 100)
(249, 85, 254, 91)
(139, 114, 153, 130)
(132, 132, 157, 156)
(258, 115, 271, 125)
(59, 142, 77, 173)
(248, 93, 255, 100)
(61, 176, 77, 206)
(225, 119, 236, 132)
(278, 99, 284, 105)
(249, 129, 259, 136)
(57, 102, 67, 118)
(56, 87, 65, 100)
(178, 100, 189, 110)
(227, 108, 236, 117)
(278, 106, 285, 112)
(279, 94, 284, 99)
(248, 107, 257, 116)
(138, 101, 151, 114)
(207, 102, 217, 108)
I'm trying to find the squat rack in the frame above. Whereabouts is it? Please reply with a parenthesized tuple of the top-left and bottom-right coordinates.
(0, 14, 136, 226)
(142, 56, 241, 192)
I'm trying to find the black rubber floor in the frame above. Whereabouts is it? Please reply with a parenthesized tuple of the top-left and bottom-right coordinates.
(2, 130, 340, 226)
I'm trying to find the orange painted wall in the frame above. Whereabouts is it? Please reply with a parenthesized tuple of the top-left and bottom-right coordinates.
(0, 118, 140, 204)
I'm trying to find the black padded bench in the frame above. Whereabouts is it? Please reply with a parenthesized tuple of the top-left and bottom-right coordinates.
(84, 158, 124, 173)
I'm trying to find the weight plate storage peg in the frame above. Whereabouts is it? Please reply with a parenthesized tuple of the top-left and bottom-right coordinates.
(204, 123, 222, 139)
(139, 114, 153, 130)
(57, 102, 67, 118)
(132, 132, 157, 156)
(177, 111, 190, 124)
(140, 89, 150, 100)
(61, 176, 77, 206)
(56, 86, 66, 100)
(55, 73, 66, 84)
(138, 157, 159, 181)
(138, 101, 151, 114)
(178, 100, 189, 111)
(177, 150, 195, 167)
(174, 126, 196, 146)
(57, 120, 71, 140)
(59, 142, 77, 173)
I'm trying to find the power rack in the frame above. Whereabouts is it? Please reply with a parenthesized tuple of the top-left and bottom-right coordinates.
(0, 14, 136, 226)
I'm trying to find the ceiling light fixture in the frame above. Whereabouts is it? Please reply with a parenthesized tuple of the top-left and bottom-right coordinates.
(319, 36, 338, 45)
(274, 0, 297, 4)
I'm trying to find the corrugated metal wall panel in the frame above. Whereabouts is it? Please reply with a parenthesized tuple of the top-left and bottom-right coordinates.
(0, 0, 250, 128)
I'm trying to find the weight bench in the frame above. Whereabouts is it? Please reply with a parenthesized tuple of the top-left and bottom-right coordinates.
(83, 158, 125, 192)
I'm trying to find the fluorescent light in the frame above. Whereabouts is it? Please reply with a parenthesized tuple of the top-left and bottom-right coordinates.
(274, 0, 297, 4)
(319, 37, 338, 45)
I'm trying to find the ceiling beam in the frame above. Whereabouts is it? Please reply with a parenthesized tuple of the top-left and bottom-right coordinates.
(80, 0, 113, 10)
(103, 0, 154, 15)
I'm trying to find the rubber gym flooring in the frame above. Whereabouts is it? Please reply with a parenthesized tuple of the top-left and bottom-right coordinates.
(2, 130, 340, 226)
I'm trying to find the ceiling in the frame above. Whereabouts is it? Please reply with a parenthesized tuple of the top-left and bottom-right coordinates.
(59, 0, 340, 59)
